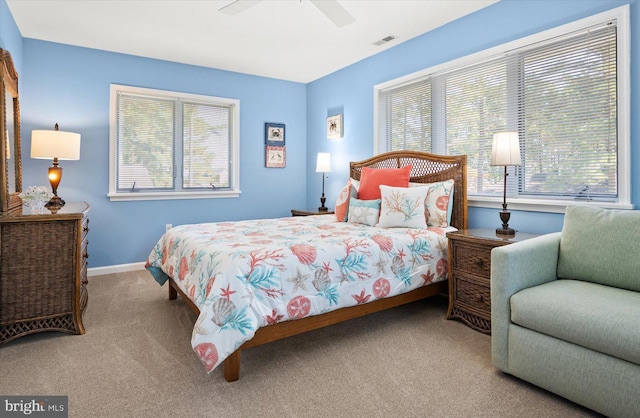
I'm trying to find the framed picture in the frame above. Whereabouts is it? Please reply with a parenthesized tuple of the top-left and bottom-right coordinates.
(265, 145, 286, 168)
(327, 114, 343, 140)
(265, 122, 285, 146)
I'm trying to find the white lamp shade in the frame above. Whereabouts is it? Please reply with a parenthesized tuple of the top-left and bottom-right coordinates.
(316, 152, 332, 173)
(491, 132, 521, 166)
(31, 129, 81, 160)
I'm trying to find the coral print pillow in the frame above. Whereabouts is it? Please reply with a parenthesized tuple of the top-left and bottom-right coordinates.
(377, 185, 428, 228)
(335, 179, 355, 222)
(424, 179, 454, 227)
(347, 198, 381, 227)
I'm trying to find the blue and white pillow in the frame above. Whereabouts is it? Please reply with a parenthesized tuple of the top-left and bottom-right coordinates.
(347, 198, 381, 226)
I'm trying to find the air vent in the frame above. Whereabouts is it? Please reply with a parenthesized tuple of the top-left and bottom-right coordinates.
(373, 35, 396, 46)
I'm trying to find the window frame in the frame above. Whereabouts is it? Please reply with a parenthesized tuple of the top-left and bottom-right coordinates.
(108, 84, 241, 202)
(373, 5, 631, 213)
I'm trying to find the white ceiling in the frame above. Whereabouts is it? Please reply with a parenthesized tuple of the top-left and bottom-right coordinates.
(7, 0, 498, 83)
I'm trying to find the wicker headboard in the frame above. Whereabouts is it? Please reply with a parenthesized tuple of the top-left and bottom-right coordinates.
(350, 151, 468, 230)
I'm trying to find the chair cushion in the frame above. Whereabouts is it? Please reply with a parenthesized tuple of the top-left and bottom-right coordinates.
(510, 279, 640, 365)
(557, 205, 640, 291)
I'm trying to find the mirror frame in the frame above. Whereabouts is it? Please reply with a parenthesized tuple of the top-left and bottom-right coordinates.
(0, 48, 22, 216)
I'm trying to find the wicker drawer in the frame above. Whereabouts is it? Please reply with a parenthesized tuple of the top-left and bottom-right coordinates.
(0, 202, 90, 344)
(82, 217, 90, 240)
(454, 275, 491, 315)
(446, 229, 539, 335)
(81, 237, 89, 264)
(453, 242, 491, 277)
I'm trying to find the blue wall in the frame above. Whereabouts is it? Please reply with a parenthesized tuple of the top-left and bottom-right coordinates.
(18, 41, 306, 268)
(3, 0, 639, 268)
(0, 0, 22, 73)
(306, 0, 639, 235)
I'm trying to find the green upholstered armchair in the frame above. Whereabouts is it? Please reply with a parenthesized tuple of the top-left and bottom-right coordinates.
(491, 205, 640, 418)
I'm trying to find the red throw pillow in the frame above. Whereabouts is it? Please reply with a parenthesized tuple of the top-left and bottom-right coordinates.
(358, 165, 412, 200)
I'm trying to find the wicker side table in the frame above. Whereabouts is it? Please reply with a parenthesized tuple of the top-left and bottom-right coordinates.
(0, 202, 90, 344)
(446, 228, 538, 334)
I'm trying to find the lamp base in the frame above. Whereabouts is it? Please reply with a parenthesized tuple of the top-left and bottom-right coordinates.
(496, 227, 516, 236)
(496, 208, 515, 236)
(45, 195, 66, 210)
(318, 195, 327, 212)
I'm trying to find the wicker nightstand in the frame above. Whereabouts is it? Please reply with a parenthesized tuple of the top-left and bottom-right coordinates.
(446, 228, 538, 334)
(291, 208, 335, 216)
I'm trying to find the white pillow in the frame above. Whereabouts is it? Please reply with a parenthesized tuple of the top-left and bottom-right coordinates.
(347, 198, 381, 227)
(377, 185, 428, 228)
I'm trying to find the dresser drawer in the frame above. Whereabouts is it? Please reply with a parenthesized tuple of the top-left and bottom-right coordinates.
(453, 242, 491, 277)
(447, 229, 540, 335)
(82, 217, 90, 241)
(454, 275, 491, 314)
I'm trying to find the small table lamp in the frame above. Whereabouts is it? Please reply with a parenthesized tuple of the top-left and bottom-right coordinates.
(31, 124, 81, 209)
(490, 132, 521, 236)
(316, 152, 332, 211)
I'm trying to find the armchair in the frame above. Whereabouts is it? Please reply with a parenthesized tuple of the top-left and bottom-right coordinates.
(491, 205, 640, 418)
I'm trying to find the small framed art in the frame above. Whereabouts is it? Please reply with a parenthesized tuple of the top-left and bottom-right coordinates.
(327, 114, 343, 140)
(265, 145, 286, 168)
(265, 122, 285, 146)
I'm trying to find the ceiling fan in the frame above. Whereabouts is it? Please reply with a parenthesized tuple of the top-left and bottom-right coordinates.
(219, 0, 356, 28)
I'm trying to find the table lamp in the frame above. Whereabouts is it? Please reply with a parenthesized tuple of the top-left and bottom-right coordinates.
(31, 123, 81, 209)
(490, 132, 521, 236)
(316, 152, 332, 211)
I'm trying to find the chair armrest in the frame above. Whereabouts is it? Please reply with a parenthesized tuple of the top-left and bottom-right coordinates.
(490, 232, 561, 372)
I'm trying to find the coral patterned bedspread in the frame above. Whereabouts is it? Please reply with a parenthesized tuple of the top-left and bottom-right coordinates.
(146, 214, 454, 373)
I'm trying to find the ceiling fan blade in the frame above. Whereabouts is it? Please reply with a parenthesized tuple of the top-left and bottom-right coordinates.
(219, 0, 263, 15)
(310, 0, 355, 27)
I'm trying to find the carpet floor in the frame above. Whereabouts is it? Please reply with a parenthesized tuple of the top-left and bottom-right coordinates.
(0, 271, 602, 417)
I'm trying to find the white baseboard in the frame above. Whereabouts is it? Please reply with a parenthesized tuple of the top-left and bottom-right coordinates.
(88, 262, 147, 277)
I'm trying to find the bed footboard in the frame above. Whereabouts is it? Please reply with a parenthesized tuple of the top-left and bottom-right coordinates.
(167, 275, 446, 381)
(225, 280, 446, 381)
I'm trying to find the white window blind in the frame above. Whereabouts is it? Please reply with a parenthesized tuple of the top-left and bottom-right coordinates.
(377, 80, 432, 153)
(109, 85, 240, 201)
(375, 6, 628, 207)
(182, 102, 231, 189)
(116, 94, 175, 191)
(520, 25, 617, 200)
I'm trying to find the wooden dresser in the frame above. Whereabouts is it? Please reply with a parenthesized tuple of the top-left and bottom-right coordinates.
(0, 202, 90, 343)
(446, 228, 538, 334)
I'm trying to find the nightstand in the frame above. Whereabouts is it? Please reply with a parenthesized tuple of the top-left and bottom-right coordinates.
(446, 228, 538, 334)
(291, 208, 335, 216)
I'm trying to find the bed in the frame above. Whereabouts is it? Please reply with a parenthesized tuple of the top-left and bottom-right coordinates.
(146, 151, 467, 381)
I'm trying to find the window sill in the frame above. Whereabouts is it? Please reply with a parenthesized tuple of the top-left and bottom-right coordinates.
(107, 190, 241, 202)
(469, 196, 634, 214)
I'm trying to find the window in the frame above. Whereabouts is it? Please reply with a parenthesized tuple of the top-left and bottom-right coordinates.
(109, 85, 240, 201)
(375, 6, 630, 211)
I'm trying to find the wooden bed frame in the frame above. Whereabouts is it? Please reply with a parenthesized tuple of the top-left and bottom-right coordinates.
(167, 151, 467, 381)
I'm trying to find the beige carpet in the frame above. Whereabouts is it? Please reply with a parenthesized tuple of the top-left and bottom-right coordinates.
(0, 271, 602, 418)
